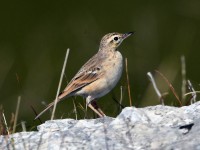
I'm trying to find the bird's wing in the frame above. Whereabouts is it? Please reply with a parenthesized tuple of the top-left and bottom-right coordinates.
(60, 53, 105, 98)
(35, 53, 105, 120)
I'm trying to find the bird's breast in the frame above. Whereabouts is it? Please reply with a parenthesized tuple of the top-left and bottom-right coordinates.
(104, 51, 123, 88)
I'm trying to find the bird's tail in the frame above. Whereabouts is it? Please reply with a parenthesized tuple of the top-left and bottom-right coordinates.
(34, 100, 57, 120)
(34, 91, 72, 120)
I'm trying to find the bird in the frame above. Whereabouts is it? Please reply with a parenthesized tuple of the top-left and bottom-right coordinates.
(35, 32, 133, 120)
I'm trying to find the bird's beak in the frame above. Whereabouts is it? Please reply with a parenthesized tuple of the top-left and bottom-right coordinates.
(122, 32, 134, 39)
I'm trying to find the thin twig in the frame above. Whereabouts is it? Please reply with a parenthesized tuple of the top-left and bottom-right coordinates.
(51, 48, 70, 120)
(13, 96, 21, 133)
(147, 72, 164, 105)
(155, 70, 182, 106)
(184, 91, 200, 96)
(125, 58, 132, 106)
(181, 55, 186, 102)
(2, 113, 9, 135)
(187, 80, 197, 104)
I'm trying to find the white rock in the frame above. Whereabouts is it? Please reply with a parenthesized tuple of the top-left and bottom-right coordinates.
(1, 102, 200, 149)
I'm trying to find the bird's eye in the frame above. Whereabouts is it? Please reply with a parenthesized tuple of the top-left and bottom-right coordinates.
(114, 37, 118, 41)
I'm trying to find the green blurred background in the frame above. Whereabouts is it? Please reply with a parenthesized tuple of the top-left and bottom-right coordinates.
(1, 0, 200, 129)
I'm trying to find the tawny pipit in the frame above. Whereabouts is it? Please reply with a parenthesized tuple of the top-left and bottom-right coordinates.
(35, 32, 133, 119)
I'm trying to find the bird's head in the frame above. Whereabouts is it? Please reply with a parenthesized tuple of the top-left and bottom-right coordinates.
(99, 32, 134, 50)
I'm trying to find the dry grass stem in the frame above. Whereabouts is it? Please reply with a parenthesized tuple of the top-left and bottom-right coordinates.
(184, 91, 200, 96)
(155, 70, 182, 106)
(2, 113, 9, 135)
(51, 48, 70, 120)
(21, 121, 26, 132)
(147, 72, 165, 105)
(72, 99, 78, 120)
(125, 58, 132, 106)
(187, 80, 197, 104)
(119, 86, 124, 110)
(75, 102, 85, 118)
(13, 96, 21, 133)
(85, 102, 88, 119)
(181, 55, 186, 102)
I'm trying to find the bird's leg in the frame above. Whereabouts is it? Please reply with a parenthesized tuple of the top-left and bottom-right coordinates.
(87, 103, 103, 117)
(86, 97, 105, 117)
(91, 100, 106, 117)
